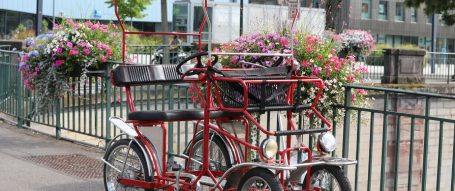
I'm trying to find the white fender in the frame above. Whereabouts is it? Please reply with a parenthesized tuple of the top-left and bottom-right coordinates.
(109, 117, 138, 137)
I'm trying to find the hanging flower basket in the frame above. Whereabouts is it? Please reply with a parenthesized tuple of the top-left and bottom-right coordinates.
(19, 19, 122, 112)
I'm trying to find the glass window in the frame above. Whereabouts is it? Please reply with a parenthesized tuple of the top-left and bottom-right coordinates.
(0, 11, 5, 36)
(377, 34, 386, 44)
(378, 1, 388, 20)
(6, 12, 20, 36)
(410, 7, 417, 22)
(395, 2, 404, 21)
(361, 0, 372, 19)
(427, 14, 433, 24)
(193, 6, 213, 42)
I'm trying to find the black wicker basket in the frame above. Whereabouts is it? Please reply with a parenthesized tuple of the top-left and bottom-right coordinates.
(214, 67, 293, 111)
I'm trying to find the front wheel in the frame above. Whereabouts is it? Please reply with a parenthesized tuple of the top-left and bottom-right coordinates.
(304, 165, 352, 191)
(103, 139, 153, 191)
(238, 168, 283, 191)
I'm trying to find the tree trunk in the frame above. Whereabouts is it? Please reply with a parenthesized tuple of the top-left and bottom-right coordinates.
(161, 0, 170, 64)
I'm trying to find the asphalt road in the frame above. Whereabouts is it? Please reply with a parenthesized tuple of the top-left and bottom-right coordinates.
(0, 121, 104, 191)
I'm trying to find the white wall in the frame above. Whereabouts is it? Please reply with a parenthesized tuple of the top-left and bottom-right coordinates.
(211, 3, 325, 43)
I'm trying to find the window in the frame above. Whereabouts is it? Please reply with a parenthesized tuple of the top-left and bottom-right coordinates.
(395, 2, 404, 21)
(361, 0, 372, 19)
(0, 11, 5, 36)
(410, 7, 417, 22)
(378, 1, 388, 20)
(193, 6, 213, 41)
(427, 14, 433, 24)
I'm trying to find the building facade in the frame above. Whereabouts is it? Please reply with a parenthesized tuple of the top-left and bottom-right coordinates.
(0, 0, 175, 38)
(342, 0, 455, 52)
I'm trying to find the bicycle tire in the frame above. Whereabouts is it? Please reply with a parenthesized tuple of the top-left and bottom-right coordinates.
(103, 139, 154, 191)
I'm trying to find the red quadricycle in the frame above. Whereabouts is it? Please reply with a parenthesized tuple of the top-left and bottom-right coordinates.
(102, 0, 357, 190)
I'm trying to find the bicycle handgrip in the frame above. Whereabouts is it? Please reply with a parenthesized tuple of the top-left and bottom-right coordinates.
(274, 128, 328, 136)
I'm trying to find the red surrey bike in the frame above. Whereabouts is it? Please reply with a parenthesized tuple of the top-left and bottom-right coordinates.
(102, 0, 357, 190)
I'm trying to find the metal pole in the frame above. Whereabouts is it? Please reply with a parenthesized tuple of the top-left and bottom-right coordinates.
(52, 0, 55, 31)
(36, 0, 43, 36)
(431, 14, 437, 73)
(240, 0, 243, 36)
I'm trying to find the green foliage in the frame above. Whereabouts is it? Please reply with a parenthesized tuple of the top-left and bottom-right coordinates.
(42, 20, 49, 31)
(404, 0, 455, 25)
(122, 25, 161, 45)
(105, 0, 153, 21)
(397, 44, 425, 50)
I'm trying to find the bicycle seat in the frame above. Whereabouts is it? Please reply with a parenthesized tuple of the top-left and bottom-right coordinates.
(127, 109, 242, 121)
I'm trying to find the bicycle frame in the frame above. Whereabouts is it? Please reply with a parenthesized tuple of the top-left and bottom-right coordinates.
(105, 0, 356, 190)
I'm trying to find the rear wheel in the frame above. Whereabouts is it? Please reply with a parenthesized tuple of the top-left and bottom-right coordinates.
(103, 139, 153, 191)
(238, 168, 283, 191)
(304, 165, 352, 191)
(185, 133, 231, 172)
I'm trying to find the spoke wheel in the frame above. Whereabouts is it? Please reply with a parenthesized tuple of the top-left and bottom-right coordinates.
(238, 168, 283, 191)
(305, 165, 352, 191)
(104, 139, 153, 191)
(185, 134, 231, 172)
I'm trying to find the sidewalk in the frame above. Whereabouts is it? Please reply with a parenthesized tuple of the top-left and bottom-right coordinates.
(0, 121, 104, 191)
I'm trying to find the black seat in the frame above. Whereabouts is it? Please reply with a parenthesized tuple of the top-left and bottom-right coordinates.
(127, 109, 242, 121)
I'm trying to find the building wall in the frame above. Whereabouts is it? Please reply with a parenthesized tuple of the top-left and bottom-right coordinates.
(347, 0, 455, 52)
(0, 0, 175, 22)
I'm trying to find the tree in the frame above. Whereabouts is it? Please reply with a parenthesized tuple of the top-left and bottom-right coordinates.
(321, 0, 344, 32)
(105, 0, 152, 23)
(404, 0, 455, 25)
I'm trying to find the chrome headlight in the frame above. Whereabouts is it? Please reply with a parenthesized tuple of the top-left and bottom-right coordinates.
(260, 139, 278, 160)
(318, 132, 336, 153)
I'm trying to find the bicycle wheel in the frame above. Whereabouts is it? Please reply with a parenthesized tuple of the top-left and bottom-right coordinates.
(238, 168, 283, 191)
(304, 165, 352, 191)
(185, 133, 231, 172)
(104, 139, 153, 191)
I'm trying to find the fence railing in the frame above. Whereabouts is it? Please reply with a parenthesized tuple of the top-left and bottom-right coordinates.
(0, 49, 454, 191)
(337, 85, 455, 191)
(127, 44, 195, 65)
(361, 52, 455, 83)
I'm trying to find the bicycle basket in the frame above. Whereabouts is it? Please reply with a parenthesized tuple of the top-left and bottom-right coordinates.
(214, 67, 292, 111)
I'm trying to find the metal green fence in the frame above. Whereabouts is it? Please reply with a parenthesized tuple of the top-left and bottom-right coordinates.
(337, 85, 455, 191)
(1, 49, 455, 191)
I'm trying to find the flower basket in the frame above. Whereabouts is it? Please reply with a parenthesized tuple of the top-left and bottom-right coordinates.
(19, 19, 121, 112)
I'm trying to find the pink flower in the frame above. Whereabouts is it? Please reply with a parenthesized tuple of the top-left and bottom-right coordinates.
(83, 49, 91, 55)
(100, 55, 107, 62)
(330, 49, 337, 55)
(91, 23, 99, 30)
(356, 89, 367, 95)
(73, 24, 81, 30)
(280, 37, 288, 46)
(306, 46, 312, 52)
(311, 67, 321, 76)
(351, 94, 357, 102)
(347, 74, 355, 82)
(66, 42, 73, 48)
(20, 54, 29, 62)
(53, 60, 65, 67)
(301, 60, 311, 67)
(69, 49, 78, 55)
(106, 48, 112, 55)
(56, 48, 62, 53)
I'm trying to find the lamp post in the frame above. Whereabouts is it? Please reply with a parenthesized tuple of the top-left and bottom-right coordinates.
(36, 0, 43, 36)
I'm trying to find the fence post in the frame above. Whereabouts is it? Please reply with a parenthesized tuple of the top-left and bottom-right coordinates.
(168, 85, 174, 158)
(15, 54, 24, 128)
(55, 98, 61, 139)
(342, 86, 352, 174)
(105, 66, 112, 146)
